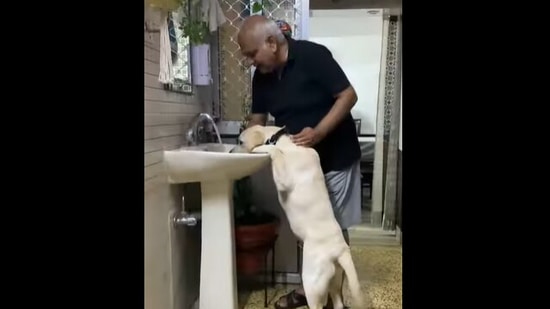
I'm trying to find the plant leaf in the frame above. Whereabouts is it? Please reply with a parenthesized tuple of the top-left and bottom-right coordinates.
(252, 2, 263, 13)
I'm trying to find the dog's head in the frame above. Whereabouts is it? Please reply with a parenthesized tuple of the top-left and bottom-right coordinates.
(239, 125, 284, 152)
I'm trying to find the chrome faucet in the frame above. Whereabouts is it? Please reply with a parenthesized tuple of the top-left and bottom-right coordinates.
(185, 113, 222, 146)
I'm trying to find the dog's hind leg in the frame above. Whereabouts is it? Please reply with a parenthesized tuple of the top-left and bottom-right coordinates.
(337, 250, 363, 308)
(302, 245, 334, 309)
(328, 264, 345, 309)
(301, 283, 326, 309)
(302, 272, 328, 309)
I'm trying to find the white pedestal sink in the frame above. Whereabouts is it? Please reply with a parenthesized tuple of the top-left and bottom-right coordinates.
(163, 143, 270, 309)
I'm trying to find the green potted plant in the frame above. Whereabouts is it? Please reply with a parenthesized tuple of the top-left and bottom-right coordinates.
(177, 0, 209, 45)
(233, 175, 280, 276)
(180, 17, 209, 46)
(177, 0, 212, 85)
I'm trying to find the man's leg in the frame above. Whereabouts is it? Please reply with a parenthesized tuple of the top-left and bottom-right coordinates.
(324, 160, 362, 233)
(323, 160, 362, 309)
(342, 229, 350, 245)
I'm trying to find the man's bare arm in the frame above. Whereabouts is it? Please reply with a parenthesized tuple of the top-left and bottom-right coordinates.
(247, 113, 268, 128)
(314, 85, 358, 138)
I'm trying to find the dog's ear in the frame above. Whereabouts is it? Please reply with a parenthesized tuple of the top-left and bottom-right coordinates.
(243, 130, 265, 152)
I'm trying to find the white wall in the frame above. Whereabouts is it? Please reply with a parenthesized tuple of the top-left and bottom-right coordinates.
(311, 0, 402, 14)
(309, 9, 384, 135)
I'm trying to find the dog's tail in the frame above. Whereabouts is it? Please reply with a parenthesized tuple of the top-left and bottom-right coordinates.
(337, 248, 363, 308)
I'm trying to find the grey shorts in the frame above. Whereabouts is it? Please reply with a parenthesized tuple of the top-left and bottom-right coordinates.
(324, 160, 362, 230)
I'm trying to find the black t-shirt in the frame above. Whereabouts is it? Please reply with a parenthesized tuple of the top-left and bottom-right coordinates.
(251, 38, 361, 173)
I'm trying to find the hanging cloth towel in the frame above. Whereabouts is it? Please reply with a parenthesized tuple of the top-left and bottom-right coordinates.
(158, 11, 174, 84)
(200, 0, 227, 32)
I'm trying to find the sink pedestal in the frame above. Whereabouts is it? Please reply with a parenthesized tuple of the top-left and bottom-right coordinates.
(199, 180, 238, 309)
(162, 143, 271, 308)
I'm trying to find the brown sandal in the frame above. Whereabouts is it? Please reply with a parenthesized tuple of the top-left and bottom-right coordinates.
(273, 289, 350, 309)
(274, 290, 307, 309)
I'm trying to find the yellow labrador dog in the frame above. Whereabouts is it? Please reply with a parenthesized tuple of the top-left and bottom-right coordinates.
(239, 125, 363, 309)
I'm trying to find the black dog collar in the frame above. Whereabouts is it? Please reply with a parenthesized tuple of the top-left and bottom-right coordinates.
(265, 126, 288, 145)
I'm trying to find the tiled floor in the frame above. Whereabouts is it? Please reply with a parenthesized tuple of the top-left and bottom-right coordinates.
(239, 198, 402, 309)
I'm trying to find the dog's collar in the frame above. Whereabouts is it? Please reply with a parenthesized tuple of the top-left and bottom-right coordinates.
(265, 126, 288, 145)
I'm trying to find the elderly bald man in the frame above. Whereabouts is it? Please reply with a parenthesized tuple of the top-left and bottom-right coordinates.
(237, 16, 362, 309)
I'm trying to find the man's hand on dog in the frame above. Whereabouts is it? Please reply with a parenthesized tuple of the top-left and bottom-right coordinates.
(291, 127, 325, 147)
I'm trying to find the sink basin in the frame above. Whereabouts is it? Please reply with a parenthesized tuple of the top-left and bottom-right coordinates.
(163, 142, 271, 309)
(163, 143, 270, 184)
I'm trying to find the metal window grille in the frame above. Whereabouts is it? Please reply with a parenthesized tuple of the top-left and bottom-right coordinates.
(217, 0, 303, 122)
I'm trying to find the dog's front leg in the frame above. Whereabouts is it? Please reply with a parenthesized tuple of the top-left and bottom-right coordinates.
(252, 145, 292, 191)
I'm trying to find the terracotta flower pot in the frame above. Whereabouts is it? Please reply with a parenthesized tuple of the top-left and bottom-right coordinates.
(235, 218, 279, 276)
